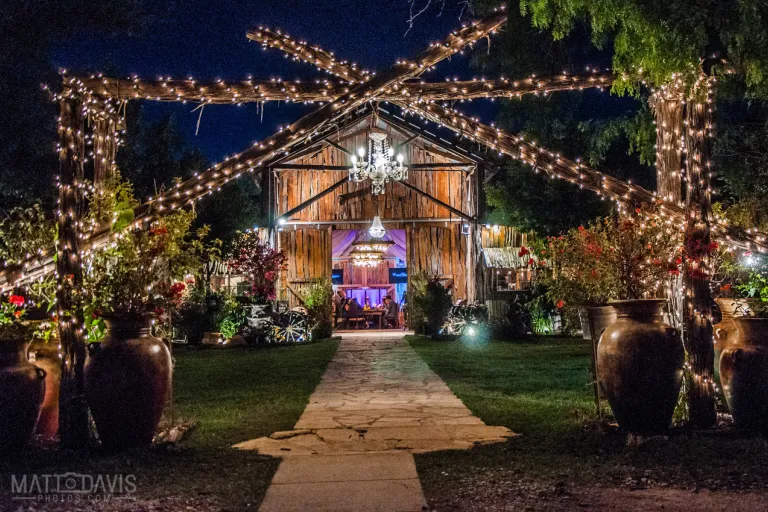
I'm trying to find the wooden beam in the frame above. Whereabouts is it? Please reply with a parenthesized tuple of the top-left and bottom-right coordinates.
(325, 139, 352, 156)
(395, 180, 474, 222)
(279, 177, 348, 221)
(246, 26, 765, 253)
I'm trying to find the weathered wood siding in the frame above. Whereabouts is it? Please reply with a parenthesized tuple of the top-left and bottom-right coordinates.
(278, 126, 470, 223)
(279, 228, 331, 306)
(406, 224, 469, 301)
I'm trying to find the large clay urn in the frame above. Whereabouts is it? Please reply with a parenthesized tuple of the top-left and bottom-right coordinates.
(719, 318, 768, 436)
(586, 306, 617, 342)
(85, 314, 172, 450)
(597, 300, 684, 434)
(0, 339, 46, 451)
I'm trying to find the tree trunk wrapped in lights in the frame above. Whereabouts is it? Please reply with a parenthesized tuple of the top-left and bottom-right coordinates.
(56, 94, 90, 448)
(650, 81, 684, 205)
(683, 76, 717, 428)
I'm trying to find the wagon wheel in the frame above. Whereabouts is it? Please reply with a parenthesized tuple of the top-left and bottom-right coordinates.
(444, 306, 471, 335)
(274, 311, 309, 343)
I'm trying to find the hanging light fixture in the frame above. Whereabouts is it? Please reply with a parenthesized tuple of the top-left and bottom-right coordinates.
(349, 132, 407, 195)
(368, 216, 386, 239)
(349, 239, 394, 267)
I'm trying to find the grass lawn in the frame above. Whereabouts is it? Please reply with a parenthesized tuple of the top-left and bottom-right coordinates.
(409, 335, 768, 511)
(0, 340, 338, 511)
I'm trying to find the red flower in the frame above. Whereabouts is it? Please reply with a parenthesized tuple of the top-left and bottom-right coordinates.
(635, 207, 641, 214)
(675, 257, 683, 265)
(556, 300, 565, 309)
(8, 295, 24, 307)
(538, 260, 547, 266)
(518, 246, 530, 257)
(668, 269, 681, 276)
(154, 306, 165, 317)
(527, 258, 535, 267)
(708, 242, 719, 253)
(13, 310, 22, 318)
(720, 283, 732, 292)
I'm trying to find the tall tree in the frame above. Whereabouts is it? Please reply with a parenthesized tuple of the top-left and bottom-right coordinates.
(482, 0, 768, 427)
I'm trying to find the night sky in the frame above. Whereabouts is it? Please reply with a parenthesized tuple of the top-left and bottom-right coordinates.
(52, 0, 488, 164)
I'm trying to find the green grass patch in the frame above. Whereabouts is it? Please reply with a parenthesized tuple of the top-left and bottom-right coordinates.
(0, 340, 339, 510)
(409, 335, 768, 501)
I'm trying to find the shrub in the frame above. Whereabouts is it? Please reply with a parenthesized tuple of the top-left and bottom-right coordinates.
(413, 276, 452, 335)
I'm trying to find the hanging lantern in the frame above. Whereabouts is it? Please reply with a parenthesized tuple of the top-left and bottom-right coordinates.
(368, 216, 386, 239)
(349, 132, 407, 195)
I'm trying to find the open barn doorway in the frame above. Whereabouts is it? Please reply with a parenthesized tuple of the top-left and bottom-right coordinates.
(331, 228, 407, 330)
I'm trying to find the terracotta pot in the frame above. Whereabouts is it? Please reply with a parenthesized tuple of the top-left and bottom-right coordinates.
(714, 298, 748, 353)
(85, 315, 172, 450)
(597, 300, 684, 434)
(0, 339, 46, 451)
(27, 341, 61, 440)
(719, 318, 768, 435)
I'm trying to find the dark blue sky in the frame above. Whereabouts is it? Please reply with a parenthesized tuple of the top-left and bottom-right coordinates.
(52, 0, 490, 163)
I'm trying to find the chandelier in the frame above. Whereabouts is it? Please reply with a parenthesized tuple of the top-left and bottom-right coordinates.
(368, 216, 386, 239)
(350, 239, 394, 267)
(349, 132, 407, 195)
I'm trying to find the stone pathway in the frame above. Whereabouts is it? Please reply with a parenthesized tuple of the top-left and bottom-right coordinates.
(234, 331, 515, 512)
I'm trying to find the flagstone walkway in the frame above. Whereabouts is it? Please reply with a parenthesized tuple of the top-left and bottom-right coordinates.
(234, 331, 514, 512)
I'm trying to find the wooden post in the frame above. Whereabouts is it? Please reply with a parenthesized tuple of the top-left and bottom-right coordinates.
(649, 83, 685, 204)
(473, 164, 487, 304)
(92, 110, 120, 186)
(683, 76, 717, 428)
(57, 95, 90, 448)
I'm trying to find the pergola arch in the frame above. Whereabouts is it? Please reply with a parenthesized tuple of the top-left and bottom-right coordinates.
(2, 4, 767, 441)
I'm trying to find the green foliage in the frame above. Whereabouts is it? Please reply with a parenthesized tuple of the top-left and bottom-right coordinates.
(216, 295, 247, 339)
(304, 277, 333, 337)
(411, 275, 453, 335)
(83, 175, 205, 315)
(0, 205, 56, 265)
(737, 271, 768, 317)
(518, 0, 768, 96)
(579, 102, 656, 167)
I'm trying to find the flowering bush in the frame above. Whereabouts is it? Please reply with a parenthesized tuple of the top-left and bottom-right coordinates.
(83, 176, 210, 319)
(0, 294, 30, 340)
(226, 231, 286, 303)
(536, 205, 684, 309)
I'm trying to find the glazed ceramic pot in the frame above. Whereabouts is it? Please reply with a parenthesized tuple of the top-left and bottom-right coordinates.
(28, 341, 61, 440)
(85, 314, 172, 450)
(597, 300, 684, 434)
(719, 318, 768, 435)
(0, 339, 46, 451)
(586, 306, 617, 342)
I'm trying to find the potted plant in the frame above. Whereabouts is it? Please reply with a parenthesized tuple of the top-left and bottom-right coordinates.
(82, 178, 201, 449)
(719, 269, 768, 436)
(304, 277, 333, 340)
(594, 208, 686, 434)
(226, 230, 286, 318)
(0, 293, 46, 451)
(535, 224, 620, 340)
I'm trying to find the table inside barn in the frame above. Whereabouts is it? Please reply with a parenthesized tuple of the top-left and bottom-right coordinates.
(363, 310, 383, 329)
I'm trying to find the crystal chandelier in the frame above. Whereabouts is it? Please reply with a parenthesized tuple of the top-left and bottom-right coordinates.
(349, 132, 407, 195)
(350, 239, 394, 267)
(368, 216, 386, 239)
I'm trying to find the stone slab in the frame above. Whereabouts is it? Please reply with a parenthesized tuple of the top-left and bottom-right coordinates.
(271, 453, 418, 484)
(259, 479, 426, 512)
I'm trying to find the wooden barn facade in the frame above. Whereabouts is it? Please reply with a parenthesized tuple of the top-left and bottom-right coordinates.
(259, 106, 532, 310)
